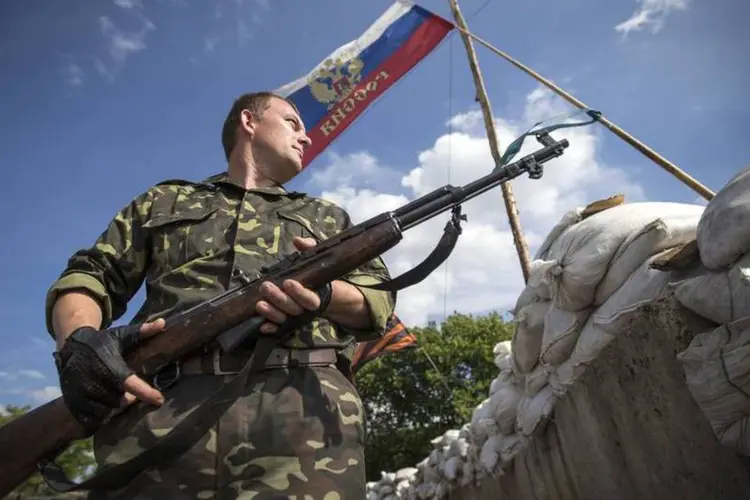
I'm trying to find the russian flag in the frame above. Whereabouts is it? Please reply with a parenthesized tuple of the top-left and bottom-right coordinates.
(276, 0, 453, 167)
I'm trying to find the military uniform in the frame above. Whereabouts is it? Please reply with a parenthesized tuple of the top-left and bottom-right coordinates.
(45, 172, 396, 499)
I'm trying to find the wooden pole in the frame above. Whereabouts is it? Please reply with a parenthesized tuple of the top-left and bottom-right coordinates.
(448, 0, 533, 282)
(448, 23, 715, 201)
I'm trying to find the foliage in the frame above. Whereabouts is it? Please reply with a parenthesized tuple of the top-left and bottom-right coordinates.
(0, 405, 95, 498)
(355, 311, 513, 481)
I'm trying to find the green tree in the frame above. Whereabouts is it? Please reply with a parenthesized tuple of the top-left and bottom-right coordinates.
(0, 405, 95, 498)
(355, 311, 513, 481)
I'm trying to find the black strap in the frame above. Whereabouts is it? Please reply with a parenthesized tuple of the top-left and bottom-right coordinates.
(359, 206, 466, 292)
(40, 208, 468, 493)
(41, 334, 280, 493)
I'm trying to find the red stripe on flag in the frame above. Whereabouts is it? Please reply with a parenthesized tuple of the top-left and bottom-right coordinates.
(302, 15, 452, 166)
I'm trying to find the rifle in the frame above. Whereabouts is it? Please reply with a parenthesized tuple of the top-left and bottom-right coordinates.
(0, 132, 568, 497)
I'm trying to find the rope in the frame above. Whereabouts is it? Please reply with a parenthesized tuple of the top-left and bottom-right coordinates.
(443, 34, 454, 322)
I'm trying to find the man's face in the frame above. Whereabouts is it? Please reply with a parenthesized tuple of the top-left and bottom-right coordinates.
(245, 97, 311, 185)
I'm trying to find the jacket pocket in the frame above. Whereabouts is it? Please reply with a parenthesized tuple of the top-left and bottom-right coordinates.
(276, 210, 327, 243)
(143, 206, 221, 275)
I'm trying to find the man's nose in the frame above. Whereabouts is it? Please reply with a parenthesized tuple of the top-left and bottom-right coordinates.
(298, 133, 312, 149)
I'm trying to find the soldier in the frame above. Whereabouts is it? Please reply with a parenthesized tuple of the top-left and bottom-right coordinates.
(46, 91, 396, 499)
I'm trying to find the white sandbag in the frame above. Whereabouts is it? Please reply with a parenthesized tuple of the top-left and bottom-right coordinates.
(522, 364, 549, 396)
(720, 418, 750, 457)
(677, 317, 750, 441)
(539, 305, 592, 367)
(493, 384, 523, 435)
(553, 253, 674, 388)
(594, 213, 701, 305)
(493, 340, 512, 357)
(378, 485, 394, 495)
(395, 467, 418, 482)
(489, 370, 514, 395)
(513, 282, 541, 314)
(443, 455, 462, 481)
(471, 380, 523, 438)
(447, 436, 469, 458)
(470, 399, 500, 445)
(697, 166, 750, 270)
(543, 202, 704, 312)
(535, 207, 584, 260)
(511, 300, 549, 373)
(516, 385, 558, 436)
(479, 435, 503, 474)
(526, 260, 560, 301)
(672, 253, 750, 325)
(460, 458, 475, 486)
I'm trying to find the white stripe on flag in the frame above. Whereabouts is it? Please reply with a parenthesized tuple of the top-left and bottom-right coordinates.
(275, 0, 414, 96)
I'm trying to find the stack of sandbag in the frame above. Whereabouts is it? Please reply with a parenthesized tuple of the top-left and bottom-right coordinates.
(468, 340, 527, 476)
(363, 340, 523, 499)
(510, 196, 705, 437)
(364, 195, 710, 497)
(366, 468, 419, 500)
(673, 166, 750, 457)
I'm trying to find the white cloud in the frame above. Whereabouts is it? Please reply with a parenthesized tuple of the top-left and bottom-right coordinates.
(29, 386, 62, 405)
(114, 0, 143, 9)
(0, 369, 46, 381)
(99, 15, 155, 64)
(314, 87, 646, 327)
(62, 63, 83, 87)
(615, 0, 690, 35)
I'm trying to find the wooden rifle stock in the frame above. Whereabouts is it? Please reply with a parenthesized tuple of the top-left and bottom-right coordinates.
(0, 132, 569, 496)
(0, 217, 403, 498)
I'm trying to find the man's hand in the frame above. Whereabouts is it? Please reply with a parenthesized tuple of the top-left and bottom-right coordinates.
(255, 237, 328, 334)
(55, 318, 166, 434)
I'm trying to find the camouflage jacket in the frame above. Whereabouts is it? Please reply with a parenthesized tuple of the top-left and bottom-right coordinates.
(45, 172, 396, 355)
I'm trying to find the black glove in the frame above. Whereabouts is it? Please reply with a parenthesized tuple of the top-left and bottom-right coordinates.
(54, 324, 142, 435)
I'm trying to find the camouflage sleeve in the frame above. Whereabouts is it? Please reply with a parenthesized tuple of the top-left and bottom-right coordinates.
(341, 256, 397, 340)
(328, 207, 396, 340)
(44, 189, 155, 336)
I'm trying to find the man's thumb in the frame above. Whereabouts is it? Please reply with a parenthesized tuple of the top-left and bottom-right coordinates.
(293, 236, 317, 250)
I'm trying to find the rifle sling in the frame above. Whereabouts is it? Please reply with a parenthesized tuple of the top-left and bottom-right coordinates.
(40, 335, 276, 493)
(358, 205, 465, 292)
(40, 206, 466, 493)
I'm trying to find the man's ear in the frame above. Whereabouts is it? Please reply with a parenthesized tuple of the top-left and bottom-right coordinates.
(240, 109, 256, 136)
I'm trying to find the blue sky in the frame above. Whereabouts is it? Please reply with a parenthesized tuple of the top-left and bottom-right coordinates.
(0, 0, 747, 408)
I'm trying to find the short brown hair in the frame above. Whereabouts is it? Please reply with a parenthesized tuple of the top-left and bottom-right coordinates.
(221, 91, 300, 161)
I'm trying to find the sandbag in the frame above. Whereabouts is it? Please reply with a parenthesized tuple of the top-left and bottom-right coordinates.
(551, 252, 675, 389)
(521, 364, 549, 396)
(534, 194, 627, 261)
(672, 253, 750, 325)
(534, 207, 584, 261)
(493, 340, 513, 371)
(511, 300, 548, 373)
(677, 317, 750, 447)
(697, 166, 750, 270)
(720, 418, 750, 457)
(539, 202, 704, 312)
(594, 213, 701, 305)
(516, 385, 558, 436)
(539, 305, 592, 367)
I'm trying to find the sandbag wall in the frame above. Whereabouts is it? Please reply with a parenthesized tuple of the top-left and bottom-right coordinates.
(673, 166, 750, 459)
(363, 182, 750, 499)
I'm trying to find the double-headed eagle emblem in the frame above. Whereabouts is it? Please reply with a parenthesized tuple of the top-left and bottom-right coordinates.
(309, 56, 365, 109)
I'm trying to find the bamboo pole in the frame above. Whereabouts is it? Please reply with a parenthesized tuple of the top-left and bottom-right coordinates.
(448, 0, 533, 282)
(447, 23, 715, 201)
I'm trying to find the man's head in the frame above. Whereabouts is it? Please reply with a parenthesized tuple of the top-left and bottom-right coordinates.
(222, 92, 311, 185)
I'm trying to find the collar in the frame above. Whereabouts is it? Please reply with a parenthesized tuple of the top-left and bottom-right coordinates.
(201, 171, 300, 196)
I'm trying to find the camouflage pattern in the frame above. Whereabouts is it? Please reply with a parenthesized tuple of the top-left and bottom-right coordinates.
(90, 366, 366, 499)
(45, 172, 396, 498)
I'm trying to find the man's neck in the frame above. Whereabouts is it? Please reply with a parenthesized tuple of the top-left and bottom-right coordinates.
(227, 153, 276, 190)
